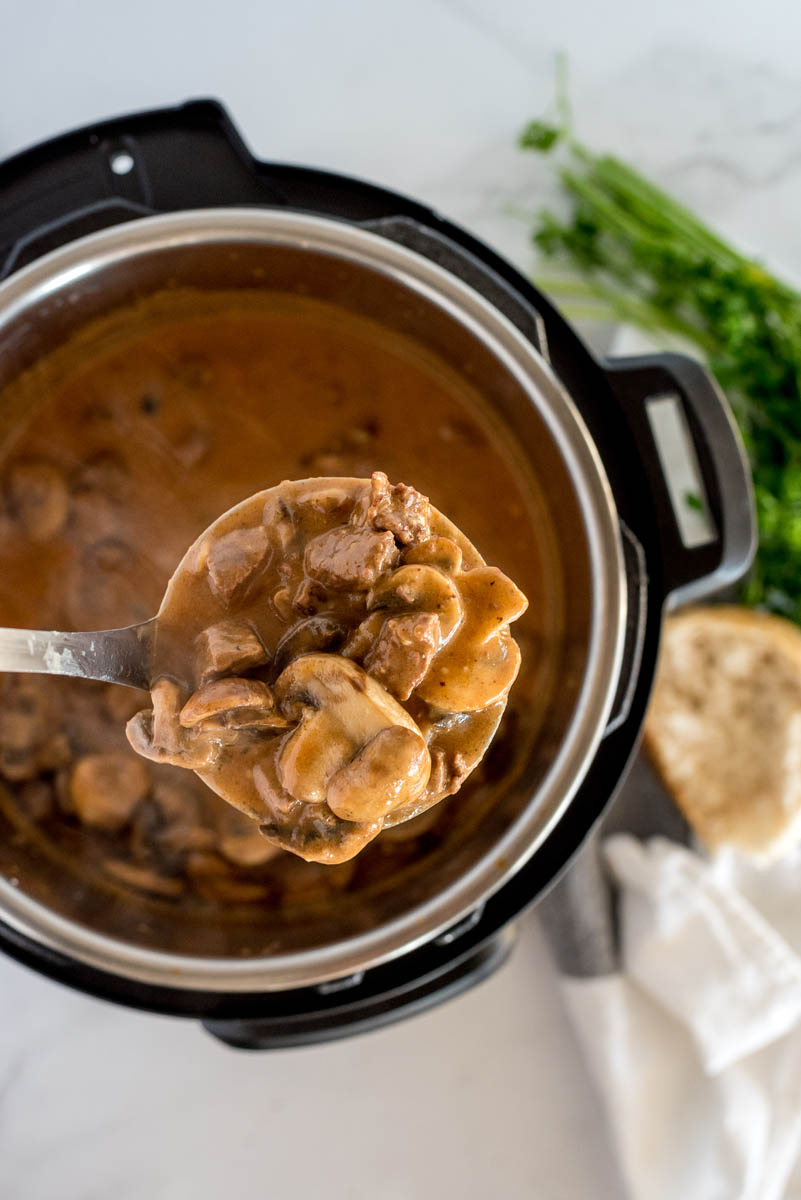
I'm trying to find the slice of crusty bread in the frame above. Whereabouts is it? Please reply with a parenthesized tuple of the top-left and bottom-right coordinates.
(644, 605, 801, 861)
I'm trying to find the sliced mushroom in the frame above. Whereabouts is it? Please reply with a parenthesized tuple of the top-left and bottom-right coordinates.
(258, 805, 380, 866)
(0, 676, 62, 781)
(271, 586, 294, 622)
(454, 566, 529, 642)
(70, 752, 150, 832)
(126, 678, 222, 770)
(415, 567, 528, 712)
(262, 493, 296, 550)
(16, 779, 55, 822)
(293, 576, 329, 615)
(179, 678, 287, 731)
(216, 804, 281, 867)
(369, 563, 462, 642)
(326, 725, 431, 823)
(6, 460, 69, 541)
(273, 615, 347, 673)
(265, 654, 430, 858)
(104, 859, 184, 898)
(403, 536, 463, 574)
(152, 678, 186, 755)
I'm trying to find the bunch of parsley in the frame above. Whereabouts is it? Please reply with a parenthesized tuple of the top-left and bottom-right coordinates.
(521, 116, 801, 619)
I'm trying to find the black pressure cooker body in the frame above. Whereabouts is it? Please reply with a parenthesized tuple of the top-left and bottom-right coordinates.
(0, 101, 755, 1047)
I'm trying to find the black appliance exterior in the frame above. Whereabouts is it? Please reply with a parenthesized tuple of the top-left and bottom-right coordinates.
(0, 101, 754, 1047)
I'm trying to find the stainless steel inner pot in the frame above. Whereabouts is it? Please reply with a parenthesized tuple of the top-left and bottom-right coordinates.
(0, 210, 625, 990)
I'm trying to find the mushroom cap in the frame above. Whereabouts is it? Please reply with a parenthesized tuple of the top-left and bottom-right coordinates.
(403, 536, 463, 575)
(369, 564, 463, 641)
(415, 568, 528, 712)
(273, 653, 428, 812)
(179, 678, 286, 730)
(147, 478, 526, 864)
(326, 725, 431, 823)
(274, 652, 421, 733)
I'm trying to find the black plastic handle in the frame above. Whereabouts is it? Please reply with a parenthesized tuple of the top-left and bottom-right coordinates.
(0, 99, 291, 278)
(201, 928, 515, 1050)
(604, 352, 756, 607)
(0, 100, 453, 281)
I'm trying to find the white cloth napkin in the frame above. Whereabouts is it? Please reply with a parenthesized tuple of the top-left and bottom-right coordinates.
(562, 835, 801, 1200)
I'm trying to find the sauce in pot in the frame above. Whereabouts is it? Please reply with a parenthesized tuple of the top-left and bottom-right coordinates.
(0, 288, 562, 935)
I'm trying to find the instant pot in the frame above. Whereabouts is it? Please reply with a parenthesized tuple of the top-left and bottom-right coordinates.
(0, 100, 755, 1047)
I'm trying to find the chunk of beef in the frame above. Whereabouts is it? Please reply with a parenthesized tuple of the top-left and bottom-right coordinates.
(427, 746, 471, 798)
(196, 619, 268, 681)
(304, 525, 398, 591)
(70, 752, 150, 832)
(364, 613, 441, 700)
(206, 526, 270, 601)
(0, 676, 69, 781)
(366, 470, 430, 546)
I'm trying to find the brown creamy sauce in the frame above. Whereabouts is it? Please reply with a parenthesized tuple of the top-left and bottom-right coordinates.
(0, 289, 562, 913)
(129, 474, 527, 863)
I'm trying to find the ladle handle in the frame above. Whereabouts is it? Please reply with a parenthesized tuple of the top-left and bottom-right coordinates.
(0, 621, 154, 690)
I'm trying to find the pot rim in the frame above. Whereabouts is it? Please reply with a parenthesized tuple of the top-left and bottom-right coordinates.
(0, 208, 626, 991)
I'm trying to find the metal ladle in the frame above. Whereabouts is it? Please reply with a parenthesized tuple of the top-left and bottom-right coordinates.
(0, 619, 156, 690)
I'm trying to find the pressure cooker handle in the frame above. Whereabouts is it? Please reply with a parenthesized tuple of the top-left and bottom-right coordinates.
(0, 100, 303, 278)
(0, 100, 446, 280)
(604, 352, 756, 608)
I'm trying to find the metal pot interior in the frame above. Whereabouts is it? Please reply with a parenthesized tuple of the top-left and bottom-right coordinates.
(0, 212, 623, 989)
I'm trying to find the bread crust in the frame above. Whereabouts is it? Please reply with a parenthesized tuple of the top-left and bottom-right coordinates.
(644, 606, 801, 860)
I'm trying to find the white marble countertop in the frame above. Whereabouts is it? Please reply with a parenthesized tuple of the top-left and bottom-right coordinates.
(1, 2, 801, 1196)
